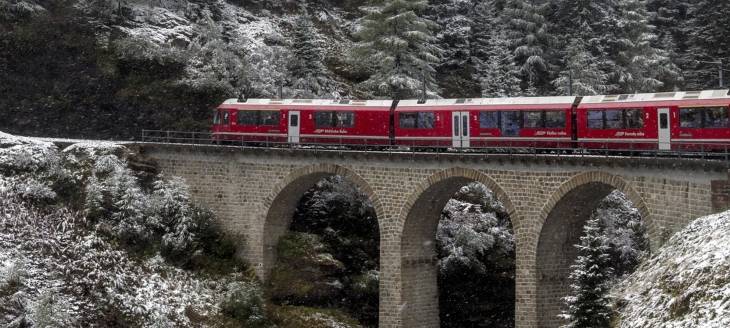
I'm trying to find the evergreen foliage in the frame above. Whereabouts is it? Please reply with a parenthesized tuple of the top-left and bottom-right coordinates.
(501, 0, 551, 92)
(354, 0, 442, 99)
(288, 15, 337, 98)
(684, 0, 730, 89)
(561, 217, 613, 328)
(437, 183, 515, 328)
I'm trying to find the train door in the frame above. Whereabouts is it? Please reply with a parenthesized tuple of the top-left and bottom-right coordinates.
(288, 111, 300, 143)
(452, 111, 470, 148)
(658, 108, 670, 150)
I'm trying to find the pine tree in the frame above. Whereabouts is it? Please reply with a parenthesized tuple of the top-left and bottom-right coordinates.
(646, 0, 690, 89)
(561, 217, 613, 328)
(480, 30, 521, 98)
(685, 0, 730, 89)
(427, 0, 480, 98)
(288, 15, 336, 98)
(610, 0, 679, 93)
(501, 0, 551, 91)
(552, 37, 612, 96)
(355, 0, 442, 99)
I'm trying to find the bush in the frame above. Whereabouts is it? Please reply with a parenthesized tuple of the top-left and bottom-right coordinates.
(268, 233, 345, 306)
(220, 282, 273, 328)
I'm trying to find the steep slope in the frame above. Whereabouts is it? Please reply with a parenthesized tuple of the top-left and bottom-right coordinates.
(612, 211, 730, 327)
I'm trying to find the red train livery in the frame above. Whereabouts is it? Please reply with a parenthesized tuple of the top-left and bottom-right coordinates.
(213, 99, 393, 145)
(212, 89, 730, 151)
(578, 90, 730, 150)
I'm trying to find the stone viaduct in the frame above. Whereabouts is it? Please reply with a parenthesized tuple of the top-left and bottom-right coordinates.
(135, 143, 730, 328)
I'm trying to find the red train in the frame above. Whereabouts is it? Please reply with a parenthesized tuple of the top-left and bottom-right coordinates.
(212, 89, 730, 151)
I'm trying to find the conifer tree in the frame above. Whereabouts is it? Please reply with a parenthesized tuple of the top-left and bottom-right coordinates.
(646, 0, 690, 89)
(610, 0, 677, 93)
(561, 217, 613, 328)
(480, 30, 521, 98)
(288, 15, 336, 98)
(355, 0, 442, 99)
(685, 0, 730, 89)
(553, 37, 612, 96)
(427, 0, 480, 98)
(501, 0, 551, 91)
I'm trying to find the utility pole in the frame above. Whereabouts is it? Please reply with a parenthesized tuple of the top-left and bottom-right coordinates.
(568, 71, 573, 96)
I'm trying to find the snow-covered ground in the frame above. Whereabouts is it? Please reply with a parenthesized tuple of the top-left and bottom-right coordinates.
(612, 211, 730, 328)
(0, 131, 250, 327)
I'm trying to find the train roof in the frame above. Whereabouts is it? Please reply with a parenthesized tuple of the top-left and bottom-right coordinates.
(580, 89, 730, 105)
(221, 98, 393, 108)
(397, 96, 577, 108)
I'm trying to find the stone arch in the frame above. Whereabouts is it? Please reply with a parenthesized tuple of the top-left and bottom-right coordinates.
(397, 167, 519, 328)
(257, 163, 384, 280)
(535, 171, 650, 328)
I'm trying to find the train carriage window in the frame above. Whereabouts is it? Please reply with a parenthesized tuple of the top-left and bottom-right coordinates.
(705, 107, 729, 128)
(587, 110, 604, 129)
(545, 111, 566, 128)
(399, 112, 435, 129)
(523, 111, 544, 128)
(315, 111, 334, 128)
(501, 111, 521, 137)
(605, 110, 623, 129)
(479, 111, 499, 128)
(213, 111, 221, 125)
(680, 108, 703, 128)
(625, 109, 644, 128)
(417, 112, 435, 128)
(336, 112, 355, 128)
(222, 111, 230, 125)
(237, 111, 258, 125)
(399, 112, 418, 128)
(260, 111, 280, 126)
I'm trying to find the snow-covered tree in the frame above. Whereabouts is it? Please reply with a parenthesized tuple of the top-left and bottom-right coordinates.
(427, 0, 480, 98)
(684, 0, 730, 89)
(561, 217, 613, 328)
(553, 37, 612, 96)
(610, 0, 679, 93)
(288, 15, 337, 98)
(184, 18, 248, 95)
(502, 0, 551, 91)
(592, 191, 648, 277)
(480, 30, 522, 98)
(355, 0, 442, 99)
(437, 183, 515, 328)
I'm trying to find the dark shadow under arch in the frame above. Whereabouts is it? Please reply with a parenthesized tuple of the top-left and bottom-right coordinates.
(260, 164, 384, 280)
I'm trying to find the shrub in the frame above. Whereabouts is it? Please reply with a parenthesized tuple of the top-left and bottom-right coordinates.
(220, 282, 272, 328)
(27, 290, 72, 327)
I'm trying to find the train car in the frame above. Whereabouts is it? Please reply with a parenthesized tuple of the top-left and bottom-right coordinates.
(578, 90, 730, 151)
(394, 97, 576, 148)
(212, 98, 393, 146)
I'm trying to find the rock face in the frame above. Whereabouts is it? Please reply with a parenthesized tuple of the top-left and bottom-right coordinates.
(612, 211, 730, 328)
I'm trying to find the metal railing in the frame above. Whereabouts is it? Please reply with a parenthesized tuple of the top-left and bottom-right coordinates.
(140, 130, 730, 162)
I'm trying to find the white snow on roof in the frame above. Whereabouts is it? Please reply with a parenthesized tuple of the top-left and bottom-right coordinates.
(222, 98, 393, 107)
(581, 89, 730, 104)
(398, 96, 577, 107)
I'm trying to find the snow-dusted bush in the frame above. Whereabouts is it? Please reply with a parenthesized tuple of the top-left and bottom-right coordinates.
(0, 260, 26, 294)
(83, 154, 152, 246)
(220, 281, 272, 328)
(26, 290, 72, 327)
